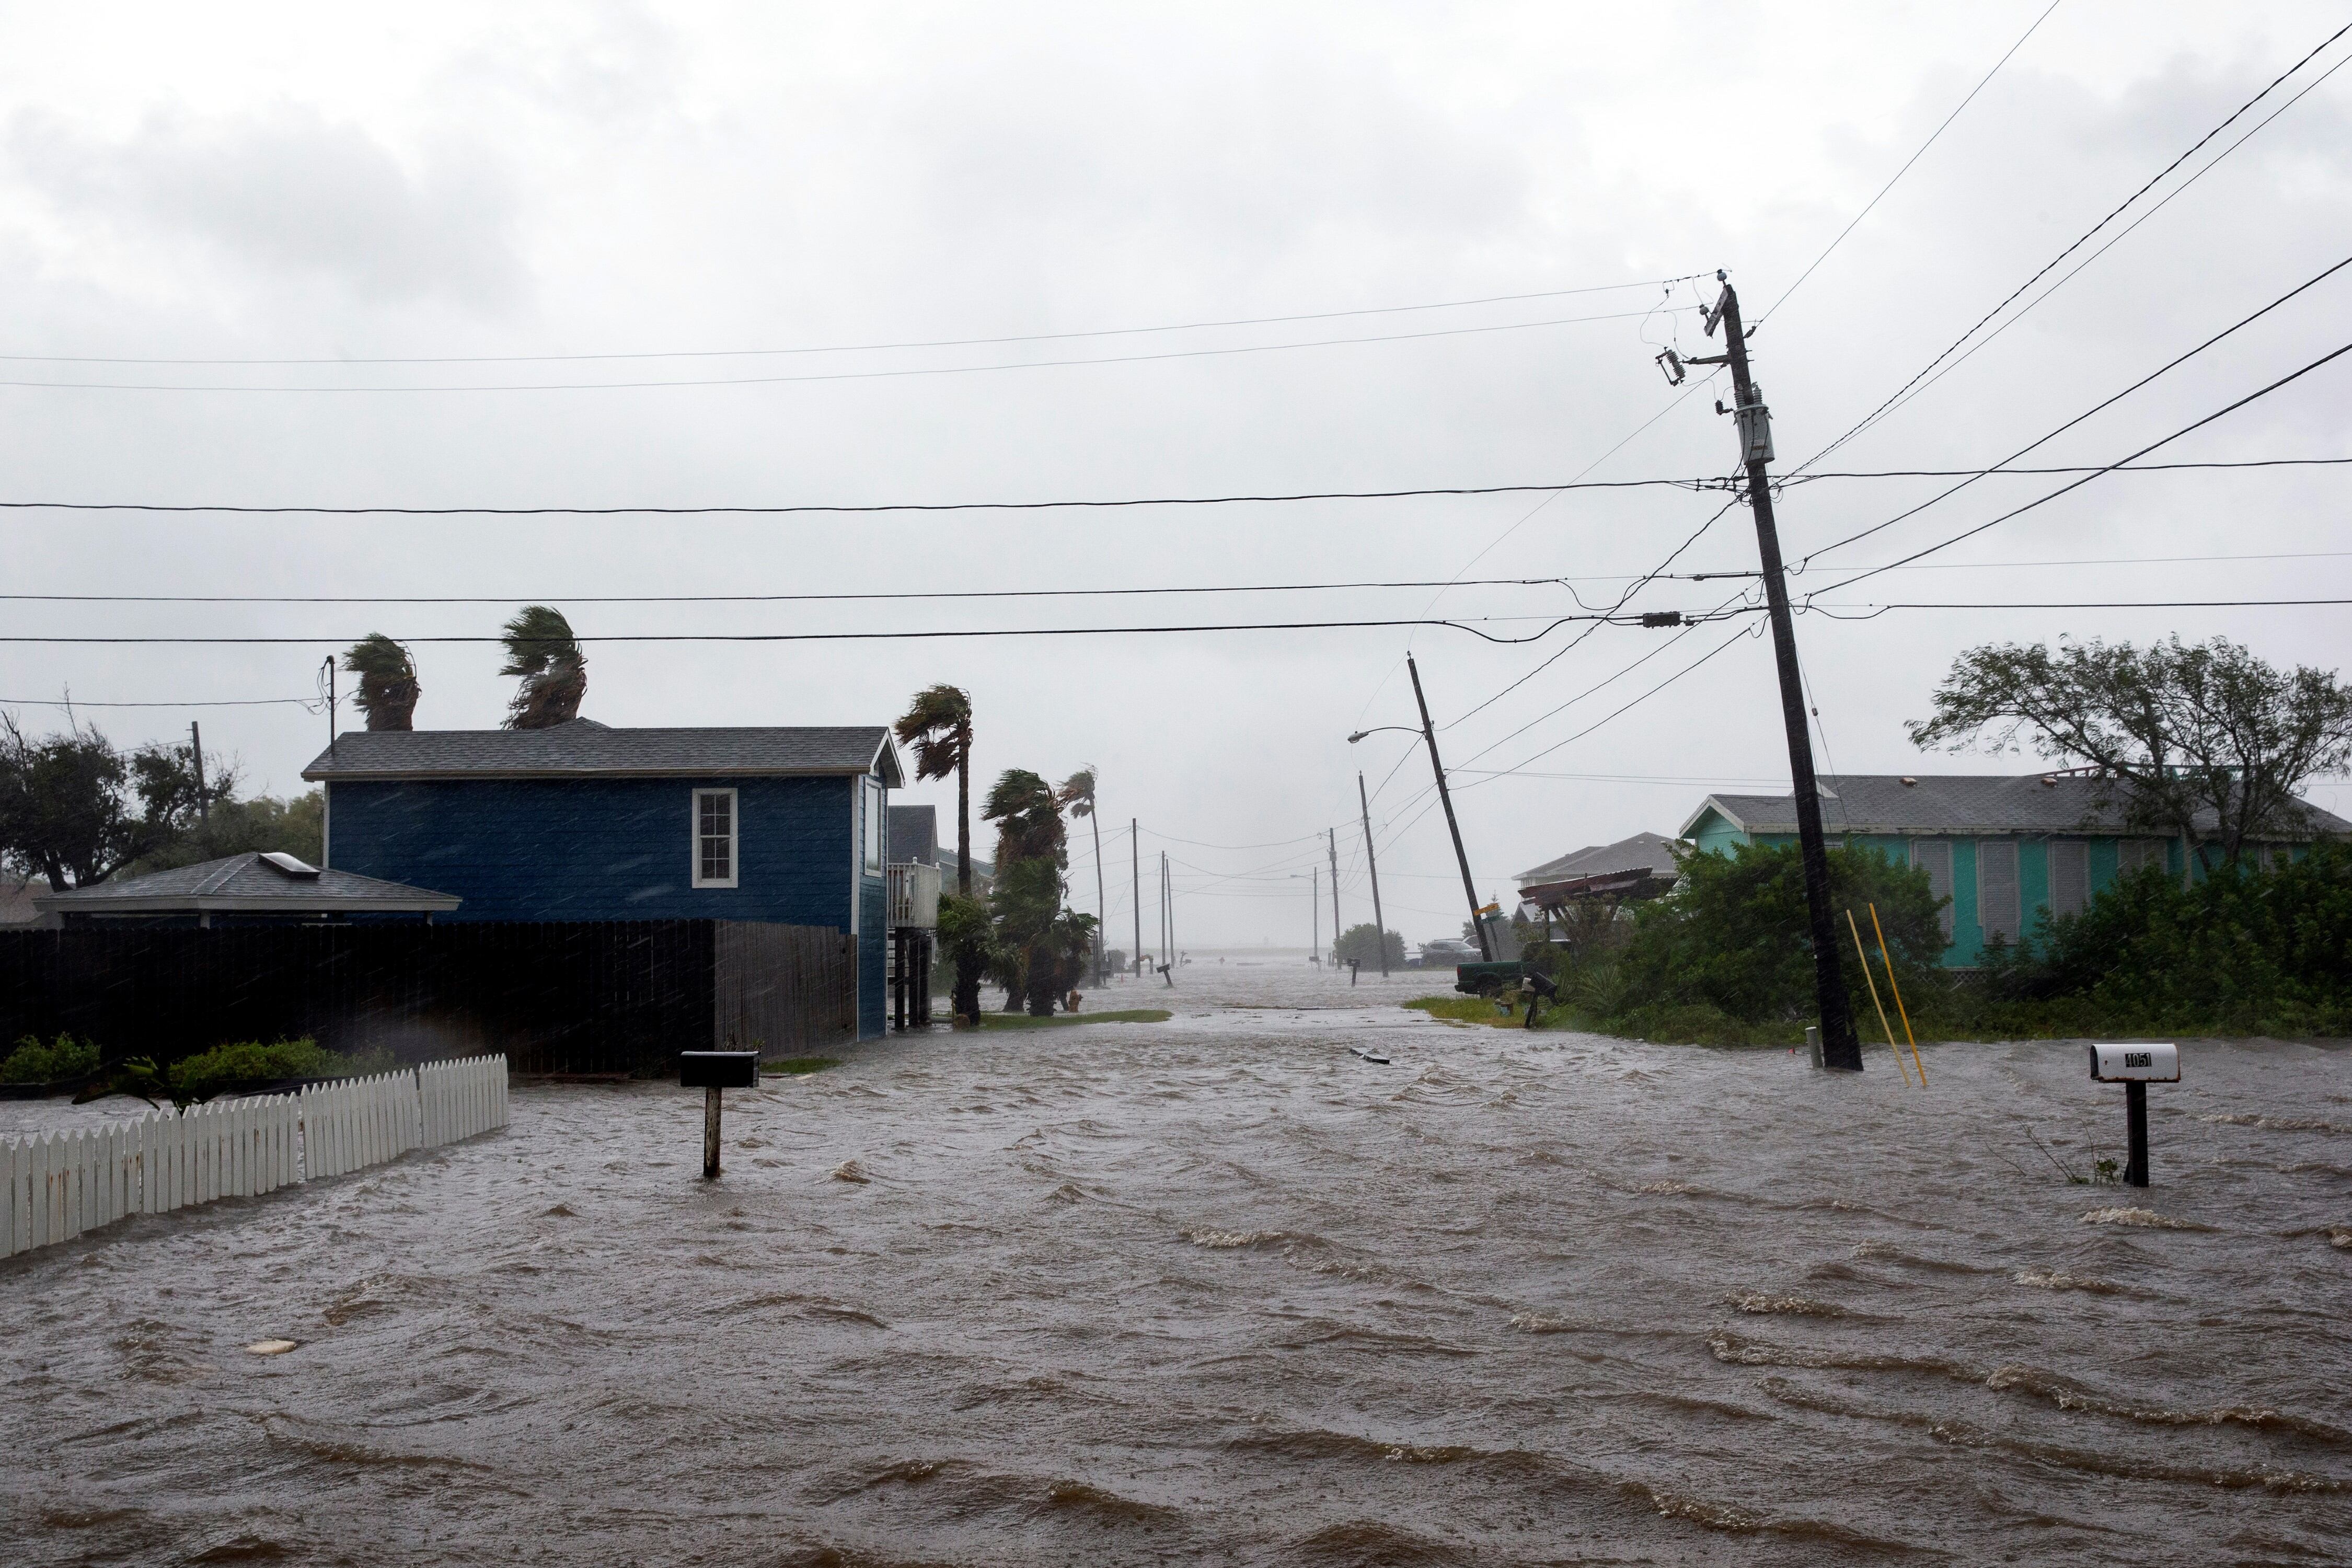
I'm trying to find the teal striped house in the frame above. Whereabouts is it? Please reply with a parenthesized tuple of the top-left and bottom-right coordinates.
(1679, 773, 2348, 967)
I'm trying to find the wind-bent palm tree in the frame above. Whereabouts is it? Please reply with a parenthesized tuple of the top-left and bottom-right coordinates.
(1058, 767, 1105, 986)
(894, 685, 974, 896)
(499, 606, 587, 730)
(985, 769, 1065, 870)
(341, 634, 421, 730)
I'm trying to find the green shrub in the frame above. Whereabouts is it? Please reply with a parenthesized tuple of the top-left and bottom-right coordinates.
(1612, 843, 1945, 1028)
(0, 1033, 101, 1083)
(1973, 840, 2352, 1035)
(167, 1039, 390, 1099)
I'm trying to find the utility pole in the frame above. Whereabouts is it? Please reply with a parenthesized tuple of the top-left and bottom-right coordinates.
(1682, 271, 1860, 1070)
(1325, 828, 1342, 966)
(188, 721, 210, 822)
(1162, 851, 1177, 968)
(1408, 653, 1492, 961)
(1357, 772, 1389, 976)
(1089, 786, 1107, 988)
(1131, 817, 1142, 979)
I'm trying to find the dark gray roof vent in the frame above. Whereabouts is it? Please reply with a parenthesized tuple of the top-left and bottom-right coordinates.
(259, 851, 321, 879)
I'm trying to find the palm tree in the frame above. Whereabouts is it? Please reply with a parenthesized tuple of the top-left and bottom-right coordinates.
(985, 769, 1065, 869)
(894, 685, 974, 896)
(499, 606, 587, 730)
(1058, 767, 1105, 986)
(341, 634, 420, 730)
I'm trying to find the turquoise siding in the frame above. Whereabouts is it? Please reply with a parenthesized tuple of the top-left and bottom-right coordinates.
(1692, 822, 2209, 969)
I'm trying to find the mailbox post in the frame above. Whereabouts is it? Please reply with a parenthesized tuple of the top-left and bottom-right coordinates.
(2087, 1043, 2179, 1188)
(680, 1051, 760, 1180)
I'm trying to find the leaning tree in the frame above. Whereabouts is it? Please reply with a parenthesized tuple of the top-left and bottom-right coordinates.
(499, 606, 587, 730)
(1909, 635, 2352, 870)
(341, 633, 421, 730)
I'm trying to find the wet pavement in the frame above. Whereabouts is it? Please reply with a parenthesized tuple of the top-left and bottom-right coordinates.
(4, 961, 2349, 1564)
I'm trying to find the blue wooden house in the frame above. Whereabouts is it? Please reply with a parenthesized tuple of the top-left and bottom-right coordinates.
(304, 719, 904, 1037)
(1680, 773, 2348, 968)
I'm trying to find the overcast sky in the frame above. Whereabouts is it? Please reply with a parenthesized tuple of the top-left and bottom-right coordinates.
(3, 2, 2348, 947)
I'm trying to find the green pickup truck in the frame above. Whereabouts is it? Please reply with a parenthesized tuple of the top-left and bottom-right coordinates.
(1453, 960, 1526, 998)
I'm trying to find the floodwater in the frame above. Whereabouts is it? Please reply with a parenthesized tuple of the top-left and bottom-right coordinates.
(5, 961, 2350, 1565)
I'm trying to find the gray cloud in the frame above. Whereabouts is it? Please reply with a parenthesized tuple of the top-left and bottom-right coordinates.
(10, 106, 526, 309)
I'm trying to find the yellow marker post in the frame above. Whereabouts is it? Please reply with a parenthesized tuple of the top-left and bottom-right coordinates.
(1846, 908, 1912, 1085)
(1868, 902, 1928, 1086)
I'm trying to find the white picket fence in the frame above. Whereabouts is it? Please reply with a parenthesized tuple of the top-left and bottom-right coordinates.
(2, 1053, 508, 1259)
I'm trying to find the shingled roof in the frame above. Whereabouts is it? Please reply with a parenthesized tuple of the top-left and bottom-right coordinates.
(302, 719, 903, 785)
(1679, 774, 2352, 839)
(36, 853, 460, 916)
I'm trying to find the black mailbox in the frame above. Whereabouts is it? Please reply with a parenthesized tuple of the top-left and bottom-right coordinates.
(680, 1051, 760, 1089)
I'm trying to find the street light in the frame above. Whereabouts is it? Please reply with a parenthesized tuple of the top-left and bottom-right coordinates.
(1347, 654, 1492, 961)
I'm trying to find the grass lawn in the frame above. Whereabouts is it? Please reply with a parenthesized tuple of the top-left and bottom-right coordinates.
(971, 1009, 1173, 1030)
(761, 1056, 841, 1075)
(1403, 994, 1528, 1027)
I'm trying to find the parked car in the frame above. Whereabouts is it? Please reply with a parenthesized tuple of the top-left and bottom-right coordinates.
(1414, 938, 1479, 968)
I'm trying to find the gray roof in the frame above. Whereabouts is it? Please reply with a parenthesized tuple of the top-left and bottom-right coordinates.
(302, 719, 904, 786)
(36, 853, 460, 915)
(1515, 831, 1681, 887)
(1680, 774, 2352, 840)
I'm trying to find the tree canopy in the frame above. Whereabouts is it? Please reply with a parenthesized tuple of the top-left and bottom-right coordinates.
(342, 634, 421, 731)
(1909, 636, 2352, 868)
(0, 715, 233, 888)
(499, 606, 587, 729)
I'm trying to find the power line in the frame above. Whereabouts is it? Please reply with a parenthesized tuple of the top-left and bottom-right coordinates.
(1456, 628, 1759, 790)
(1815, 595, 2352, 616)
(5, 455, 2339, 520)
(0, 275, 1711, 366)
(1809, 331, 2352, 594)
(0, 695, 320, 709)
(1835, 46, 2352, 445)
(1792, 18, 2352, 475)
(1758, 0, 2063, 327)
(0, 306, 1685, 393)
(1796, 249, 2352, 568)
(0, 608, 1705, 647)
(1441, 493, 1748, 731)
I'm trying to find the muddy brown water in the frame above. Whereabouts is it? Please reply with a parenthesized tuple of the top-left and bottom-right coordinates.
(4, 965, 2349, 1564)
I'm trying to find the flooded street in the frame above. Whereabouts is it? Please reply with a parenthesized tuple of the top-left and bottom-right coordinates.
(5, 963, 2350, 1565)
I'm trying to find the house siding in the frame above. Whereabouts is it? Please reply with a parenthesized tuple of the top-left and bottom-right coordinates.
(328, 774, 886, 1037)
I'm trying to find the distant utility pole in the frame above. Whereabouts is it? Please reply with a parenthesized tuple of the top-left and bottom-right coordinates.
(1131, 817, 1143, 978)
(1409, 653, 1492, 961)
(1325, 828, 1342, 965)
(1089, 783, 1107, 988)
(1679, 270, 1860, 1070)
(1357, 772, 1389, 976)
(188, 721, 210, 822)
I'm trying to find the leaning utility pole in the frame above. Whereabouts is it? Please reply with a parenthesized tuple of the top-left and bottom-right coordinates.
(1682, 270, 1860, 1070)
(1131, 817, 1143, 978)
(1325, 828, 1342, 966)
(1357, 772, 1389, 975)
(188, 721, 210, 822)
(1408, 653, 1492, 961)
(1089, 786, 1108, 988)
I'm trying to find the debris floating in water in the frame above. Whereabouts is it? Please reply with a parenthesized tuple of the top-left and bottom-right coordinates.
(245, 1340, 298, 1356)
(1348, 1046, 1392, 1066)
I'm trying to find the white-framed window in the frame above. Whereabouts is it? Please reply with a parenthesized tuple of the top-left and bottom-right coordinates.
(693, 788, 738, 889)
(861, 775, 886, 874)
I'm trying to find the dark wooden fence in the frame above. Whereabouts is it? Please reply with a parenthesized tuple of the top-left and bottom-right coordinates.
(713, 921, 856, 1055)
(0, 920, 855, 1076)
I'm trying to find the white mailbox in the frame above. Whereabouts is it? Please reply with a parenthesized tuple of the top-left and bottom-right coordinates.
(2088, 1043, 2179, 1082)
